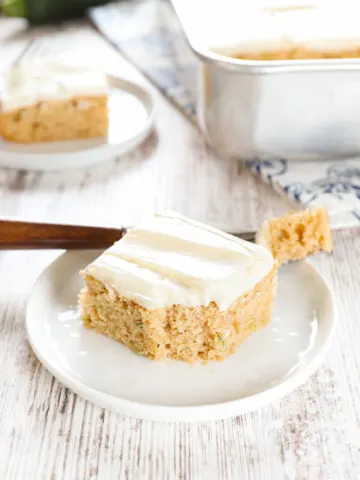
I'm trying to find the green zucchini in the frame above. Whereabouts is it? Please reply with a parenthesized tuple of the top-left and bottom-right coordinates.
(2, 0, 110, 24)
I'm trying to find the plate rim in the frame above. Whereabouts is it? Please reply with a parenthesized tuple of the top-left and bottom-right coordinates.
(0, 75, 155, 171)
(26, 251, 336, 423)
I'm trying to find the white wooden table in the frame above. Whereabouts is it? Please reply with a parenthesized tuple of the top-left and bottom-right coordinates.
(1, 17, 359, 480)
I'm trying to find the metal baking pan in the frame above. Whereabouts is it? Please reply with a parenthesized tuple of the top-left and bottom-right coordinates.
(171, 0, 360, 162)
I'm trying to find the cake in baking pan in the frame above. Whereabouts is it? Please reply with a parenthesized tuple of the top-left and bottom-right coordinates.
(79, 212, 277, 363)
(0, 56, 109, 143)
(213, 2, 360, 61)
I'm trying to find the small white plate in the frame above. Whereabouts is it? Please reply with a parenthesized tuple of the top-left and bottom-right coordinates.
(26, 250, 335, 423)
(0, 76, 154, 171)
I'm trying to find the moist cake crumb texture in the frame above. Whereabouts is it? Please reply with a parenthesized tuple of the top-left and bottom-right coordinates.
(256, 207, 332, 264)
(79, 212, 277, 363)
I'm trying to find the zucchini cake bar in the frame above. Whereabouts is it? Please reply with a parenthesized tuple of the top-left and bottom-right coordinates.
(79, 213, 277, 363)
(0, 56, 109, 143)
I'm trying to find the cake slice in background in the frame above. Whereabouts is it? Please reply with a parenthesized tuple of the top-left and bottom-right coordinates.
(79, 212, 277, 363)
(0, 56, 109, 143)
(256, 207, 332, 264)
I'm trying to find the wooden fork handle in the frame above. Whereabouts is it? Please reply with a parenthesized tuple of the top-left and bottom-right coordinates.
(0, 219, 127, 250)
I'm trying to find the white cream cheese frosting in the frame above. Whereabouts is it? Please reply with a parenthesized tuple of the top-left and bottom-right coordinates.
(0, 56, 109, 112)
(84, 212, 275, 311)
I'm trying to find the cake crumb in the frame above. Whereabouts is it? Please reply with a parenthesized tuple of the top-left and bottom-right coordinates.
(256, 208, 332, 264)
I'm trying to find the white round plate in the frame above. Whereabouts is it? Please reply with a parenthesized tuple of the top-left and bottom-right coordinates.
(26, 250, 335, 422)
(0, 76, 154, 171)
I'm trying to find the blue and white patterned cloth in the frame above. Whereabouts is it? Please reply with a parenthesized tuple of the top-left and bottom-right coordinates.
(90, 0, 360, 229)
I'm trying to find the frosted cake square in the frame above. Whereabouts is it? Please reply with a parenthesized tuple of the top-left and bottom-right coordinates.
(79, 213, 277, 363)
(0, 57, 109, 143)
